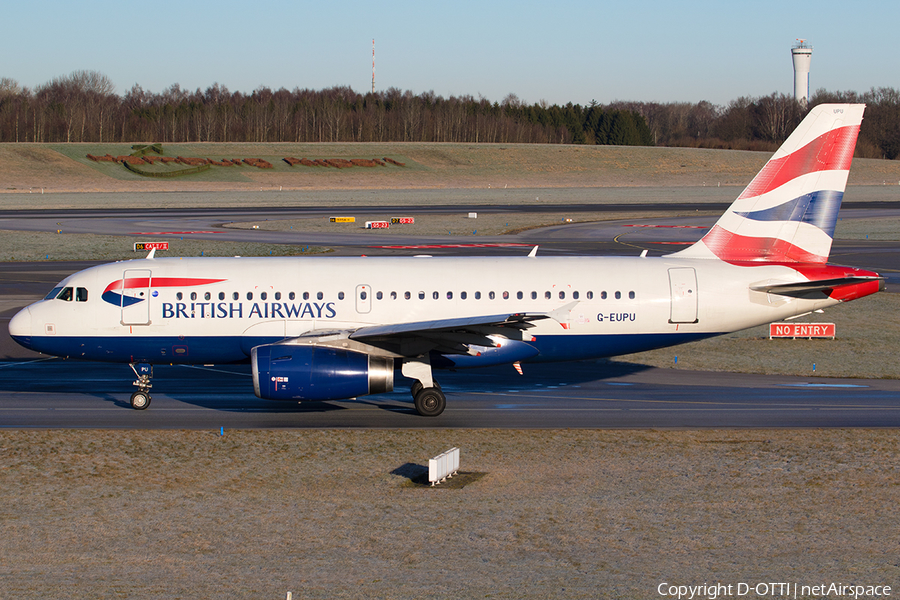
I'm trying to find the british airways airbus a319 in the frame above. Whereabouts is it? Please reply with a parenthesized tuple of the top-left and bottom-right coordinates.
(8, 104, 884, 416)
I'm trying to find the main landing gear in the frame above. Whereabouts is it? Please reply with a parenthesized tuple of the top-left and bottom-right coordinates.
(411, 380, 445, 417)
(404, 357, 446, 417)
(129, 363, 153, 410)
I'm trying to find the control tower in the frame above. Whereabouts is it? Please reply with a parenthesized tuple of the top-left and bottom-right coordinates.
(791, 40, 813, 106)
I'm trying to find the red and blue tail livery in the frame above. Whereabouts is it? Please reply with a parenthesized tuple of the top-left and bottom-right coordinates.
(676, 104, 864, 264)
(8, 104, 883, 416)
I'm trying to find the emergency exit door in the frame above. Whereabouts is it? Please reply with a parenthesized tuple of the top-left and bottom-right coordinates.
(356, 284, 372, 314)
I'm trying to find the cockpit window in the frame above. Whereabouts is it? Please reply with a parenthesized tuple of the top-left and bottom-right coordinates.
(44, 287, 63, 300)
(75, 288, 88, 302)
(56, 287, 74, 301)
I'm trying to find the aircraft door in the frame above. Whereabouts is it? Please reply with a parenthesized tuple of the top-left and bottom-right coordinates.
(668, 268, 698, 324)
(355, 284, 372, 314)
(121, 269, 152, 325)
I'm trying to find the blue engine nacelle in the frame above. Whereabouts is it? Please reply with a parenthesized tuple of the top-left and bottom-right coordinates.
(252, 344, 394, 401)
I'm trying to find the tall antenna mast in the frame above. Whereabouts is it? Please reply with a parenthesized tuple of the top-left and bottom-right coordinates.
(372, 39, 375, 94)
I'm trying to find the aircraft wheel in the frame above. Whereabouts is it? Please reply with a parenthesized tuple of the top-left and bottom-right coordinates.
(414, 387, 446, 417)
(130, 390, 151, 410)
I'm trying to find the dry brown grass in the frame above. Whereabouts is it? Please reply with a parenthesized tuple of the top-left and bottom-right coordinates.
(1, 429, 898, 599)
(3, 142, 900, 195)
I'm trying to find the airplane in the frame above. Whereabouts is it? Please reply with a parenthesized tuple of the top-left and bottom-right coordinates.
(8, 103, 884, 416)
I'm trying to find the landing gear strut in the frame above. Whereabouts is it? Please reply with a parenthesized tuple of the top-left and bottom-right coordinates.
(403, 357, 445, 417)
(129, 363, 153, 410)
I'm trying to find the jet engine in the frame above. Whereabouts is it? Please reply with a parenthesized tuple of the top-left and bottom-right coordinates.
(252, 344, 394, 401)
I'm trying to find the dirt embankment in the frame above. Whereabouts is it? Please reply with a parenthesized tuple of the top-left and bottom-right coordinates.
(3, 142, 900, 194)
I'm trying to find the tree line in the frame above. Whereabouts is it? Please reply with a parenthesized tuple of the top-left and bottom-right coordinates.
(610, 88, 900, 159)
(0, 71, 898, 158)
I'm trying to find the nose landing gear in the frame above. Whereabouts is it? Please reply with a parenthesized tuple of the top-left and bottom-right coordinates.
(129, 363, 153, 410)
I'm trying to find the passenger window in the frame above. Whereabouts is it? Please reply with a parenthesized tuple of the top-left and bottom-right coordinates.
(75, 288, 88, 302)
(418, 291, 425, 300)
(317, 292, 323, 300)
(475, 291, 481, 300)
(338, 292, 345, 300)
(177, 292, 184, 301)
(275, 292, 281, 300)
(447, 291, 453, 300)
(360, 291, 367, 300)
(587, 291, 594, 300)
(391, 291, 397, 300)
(405, 291, 411, 300)
(261, 292, 267, 300)
(559, 291, 565, 300)
(376, 291, 383, 300)
(531, 291, 537, 300)
(545, 291, 551, 300)
(489, 291, 496, 300)
(461, 291, 467, 300)
(190, 292, 197, 301)
(629, 291, 636, 299)
(303, 292, 310, 300)
(601, 291, 608, 300)
(573, 291, 579, 300)
(219, 292, 225, 300)
(233, 292, 239, 300)
(57, 287, 73, 301)
(432, 291, 439, 300)
(517, 291, 523, 300)
(289, 292, 295, 300)
(615, 291, 622, 300)
(205, 292, 211, 301)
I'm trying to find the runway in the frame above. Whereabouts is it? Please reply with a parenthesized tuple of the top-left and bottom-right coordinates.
(2, 190, 900, 428)
(3, 358, 900, 428)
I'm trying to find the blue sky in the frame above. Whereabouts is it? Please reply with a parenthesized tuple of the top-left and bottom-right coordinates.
(4, 0, 897, 106)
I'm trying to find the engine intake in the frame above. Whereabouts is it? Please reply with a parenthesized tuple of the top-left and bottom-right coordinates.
(252, 344, 394, 401)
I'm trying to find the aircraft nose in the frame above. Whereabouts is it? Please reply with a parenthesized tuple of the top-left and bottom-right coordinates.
(8, 306, 33, 347)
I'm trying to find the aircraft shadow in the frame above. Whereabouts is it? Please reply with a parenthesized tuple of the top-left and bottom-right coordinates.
(0, 357, 655, 413)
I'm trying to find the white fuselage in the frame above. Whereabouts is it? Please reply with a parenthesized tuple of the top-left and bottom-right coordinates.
(10, 254, 847, 365)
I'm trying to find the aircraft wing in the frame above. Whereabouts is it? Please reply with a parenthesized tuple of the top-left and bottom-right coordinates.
(350, 312, 545, 340)
(273, 311, 557, 359)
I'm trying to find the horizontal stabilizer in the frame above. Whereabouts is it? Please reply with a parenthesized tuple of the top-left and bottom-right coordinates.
(751, 276, 885, 297)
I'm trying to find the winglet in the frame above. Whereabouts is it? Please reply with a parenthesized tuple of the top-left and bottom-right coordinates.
(146, 249, 156, 260)
(528, 245, 539, 258)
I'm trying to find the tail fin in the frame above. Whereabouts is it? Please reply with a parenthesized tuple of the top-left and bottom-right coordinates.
(674, 103, 865, 263)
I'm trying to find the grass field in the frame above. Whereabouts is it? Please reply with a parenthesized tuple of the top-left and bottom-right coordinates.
(4, 142, 900, 197)
(2, 428, 898, 599)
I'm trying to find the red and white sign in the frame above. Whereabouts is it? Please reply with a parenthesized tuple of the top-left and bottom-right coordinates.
(365, 221, 390, 229)
(133, 242, 170, 251)
(769, 322, 835, 339)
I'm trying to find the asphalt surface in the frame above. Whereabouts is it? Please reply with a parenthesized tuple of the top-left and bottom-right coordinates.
(2, 193, 900, 428)
(3, 359, 900, 428)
